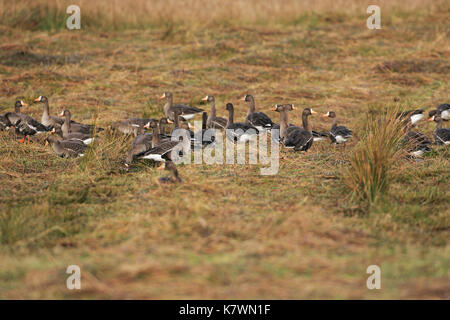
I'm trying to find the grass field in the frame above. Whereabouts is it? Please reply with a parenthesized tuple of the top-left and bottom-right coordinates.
(0, 0, 449, 299)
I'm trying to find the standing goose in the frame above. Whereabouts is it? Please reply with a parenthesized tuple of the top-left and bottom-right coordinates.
(33, 96, 65, 127)
(45, 135, 87, 158)
(157, 161, 182, 184)
(160, 91, 203, 121)
(429, 103, 450, 121)
(5, 100, 50, 142)
(396, 109, 425, 126)
(429, 112, 450, 145)
(225, 103, 259, 142)
(60, 110, 103, 136)
(168, 109, 196, 143)
(125, 120, 162, 165)
(272, 104, 298, 143)
(242, 94, 274, 130)
(283, 108, 315, 152)
(323, 111, 353, 144)
(194, 112, 216, 147)
(202, 95, 227, 129)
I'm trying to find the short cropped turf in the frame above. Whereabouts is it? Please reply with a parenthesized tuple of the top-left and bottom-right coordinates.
(0, 0, 448, 299)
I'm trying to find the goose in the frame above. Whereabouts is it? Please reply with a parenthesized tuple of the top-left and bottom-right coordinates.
(396, 109, 425, 126)
(52, 126, 94, 145)
(194, 112, 216, 147)
(138, 121, 188, 162)
(160, 91, 203, 121)
(0, 114, 12, 131)
(202, 95, 227, 129)
(110, 120, 142, 136)
(225, 103, 259, 142)
(33, 96, 64, 127)
(60, 110, 103, 136)
(272, 104, 297, 143)
(429, 112, 450, 145)
(157, 161, 182, 184)
(323, 111, 353, 144)
(168, 109, 196, 143)
(45, 135, 87, 158)
(242, 94, 274, 130)
(5, 100, 50, 142)
(402, 131, 432, 157)
(283, 108, 315, 152)
(429, 103, 450, 121)
(125, 120, 162, 165)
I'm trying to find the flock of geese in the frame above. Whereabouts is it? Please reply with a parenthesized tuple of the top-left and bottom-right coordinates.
(0, 93, 449, 183)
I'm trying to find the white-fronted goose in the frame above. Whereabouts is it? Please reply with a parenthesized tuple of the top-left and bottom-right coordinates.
(202, 95, 227, 129)
(33, 96, 67, 127)
(194, 112, 216, 147)
(160, 91, 203, 121)
(0, 114, 12, 131)
(402, 131, 432, 157)
(5, 100, 50, 142)
(157, 161, 182, 184)
(283, 108, 315, 152)
(396, 109, 425, 126)
(429, 112, 450, 145)
(60, 110, 103, 136)
(225, 103, 259, 142)
(52, 127, 94, 145)
(242, 94, 274, 130)
(45, 135, 87, 158)
(323, 111, 353, 144)
(429, 103, 449, 121)
(138, 121, 187, 162)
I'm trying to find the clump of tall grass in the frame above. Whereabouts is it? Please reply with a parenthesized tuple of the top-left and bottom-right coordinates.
(343, 107, 406, 204)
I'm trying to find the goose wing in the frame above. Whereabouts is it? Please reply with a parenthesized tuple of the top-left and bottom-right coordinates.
(246, 112, 274, 128)
(284, 127, 313, 151)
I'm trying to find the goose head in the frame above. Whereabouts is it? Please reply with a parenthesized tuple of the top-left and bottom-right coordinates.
(33, 96, 48, 103)
(15, 100, 28, 109)
(241, 94, 253, 102)
(201, 95, 214, 102)
(225, 103, 234, 112)
(159, 91, 172, 100)
(303, 108, 317, 116)
(322, 111, 336, 118)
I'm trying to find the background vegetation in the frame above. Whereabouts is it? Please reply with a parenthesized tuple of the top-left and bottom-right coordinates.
(0, 0, 448, 299)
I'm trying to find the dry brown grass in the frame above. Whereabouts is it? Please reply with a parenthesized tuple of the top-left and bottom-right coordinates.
(0, 0, 449, 299)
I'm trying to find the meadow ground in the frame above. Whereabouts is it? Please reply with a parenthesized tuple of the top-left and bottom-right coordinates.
(0, 0, 449, 299)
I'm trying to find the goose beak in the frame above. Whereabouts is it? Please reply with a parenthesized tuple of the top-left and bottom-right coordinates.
(201, 96, 208, 101)
(109, 129, 113, 134)
(159, 93, 166, 99)
(58, 110, 64, 117)
(143, 122, 150, 129)
(44, 140, 49, 147)
(240, 96, 246, 101)
(427, 117, 434, 122)
(50, 128, 55, 134)
(157, 163, 166, 170)
(188, 123, 194, 129)
(322, 113, 329, 118)
(167, 119, 173, 124)
(291, 106, 296, 110)
(310, 109, 317, 114)
(21, 101, 28, 107)
(33, 97, 41, 102)
(272, 105, 277, 111)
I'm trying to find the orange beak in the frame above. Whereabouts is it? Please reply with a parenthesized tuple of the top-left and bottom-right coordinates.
(33, 97, 41, 102)
(201, 96, 208, 101)
(167, 119, 173, 124)
(240, 96, 246, 101)
(58, 110, 64, 117)
(21, 102, 28, 107)
(272, 106, 277, 111)
(291, 106, 296, 110)
(44, 140, 49, 147)
(310, 109, 317, 114)
(157, 163, 166, 170)
(427, 117, 434, 122)
(159, 93, 166, 99)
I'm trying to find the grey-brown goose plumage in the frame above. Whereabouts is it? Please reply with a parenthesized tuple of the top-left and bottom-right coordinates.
(323, 111, 353, 144)
(225, 103, 259, 142)
(0, 114, 12, 131)
(283, 107, 315, 151)
(160, 91, 203, 121)
(202, 95, 227, 129)
(429, 103, 450, 121)
(52, 126, 94, 145)
(60, 110, 103, 136)
(429, 112, 450, 145)
(110, 117, 157, 136)
(45, 135, 87, 158)
(5, 100, 50, 141)
(138, 121, 189, 162)
(242, 94, 274, 130)
(34, 96, 65, 127)
(157, 161, 182, 184)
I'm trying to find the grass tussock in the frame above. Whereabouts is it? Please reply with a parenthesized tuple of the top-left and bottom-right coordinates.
(343, 107, 406, 204)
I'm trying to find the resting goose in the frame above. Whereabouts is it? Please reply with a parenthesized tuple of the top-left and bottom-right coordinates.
(45, 135, 87, 158)
(110, 117, 155, 136)
(52, 127, 94, 145)
(125, 120, 162, 165)
(396, 109, 425, 126)
(160, 91, 203, 121)
(242, 94, 274, 130)
(5, 100, 50, 142)
(429, 112, 450, 145)
(283, 108, 315, 152)
(429, 103, 450, 121)
(323, 111, 353, 144)
(157, 161, 182, 184)
(194, 112, 216, 147)
(202, 95, 227, 129)
(60, 110, 103, 136)
(225, 103, 259, 142)
(402, 131, 432, 157)
(0, 114, 12, 131)
(138, 121, 187, 162)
